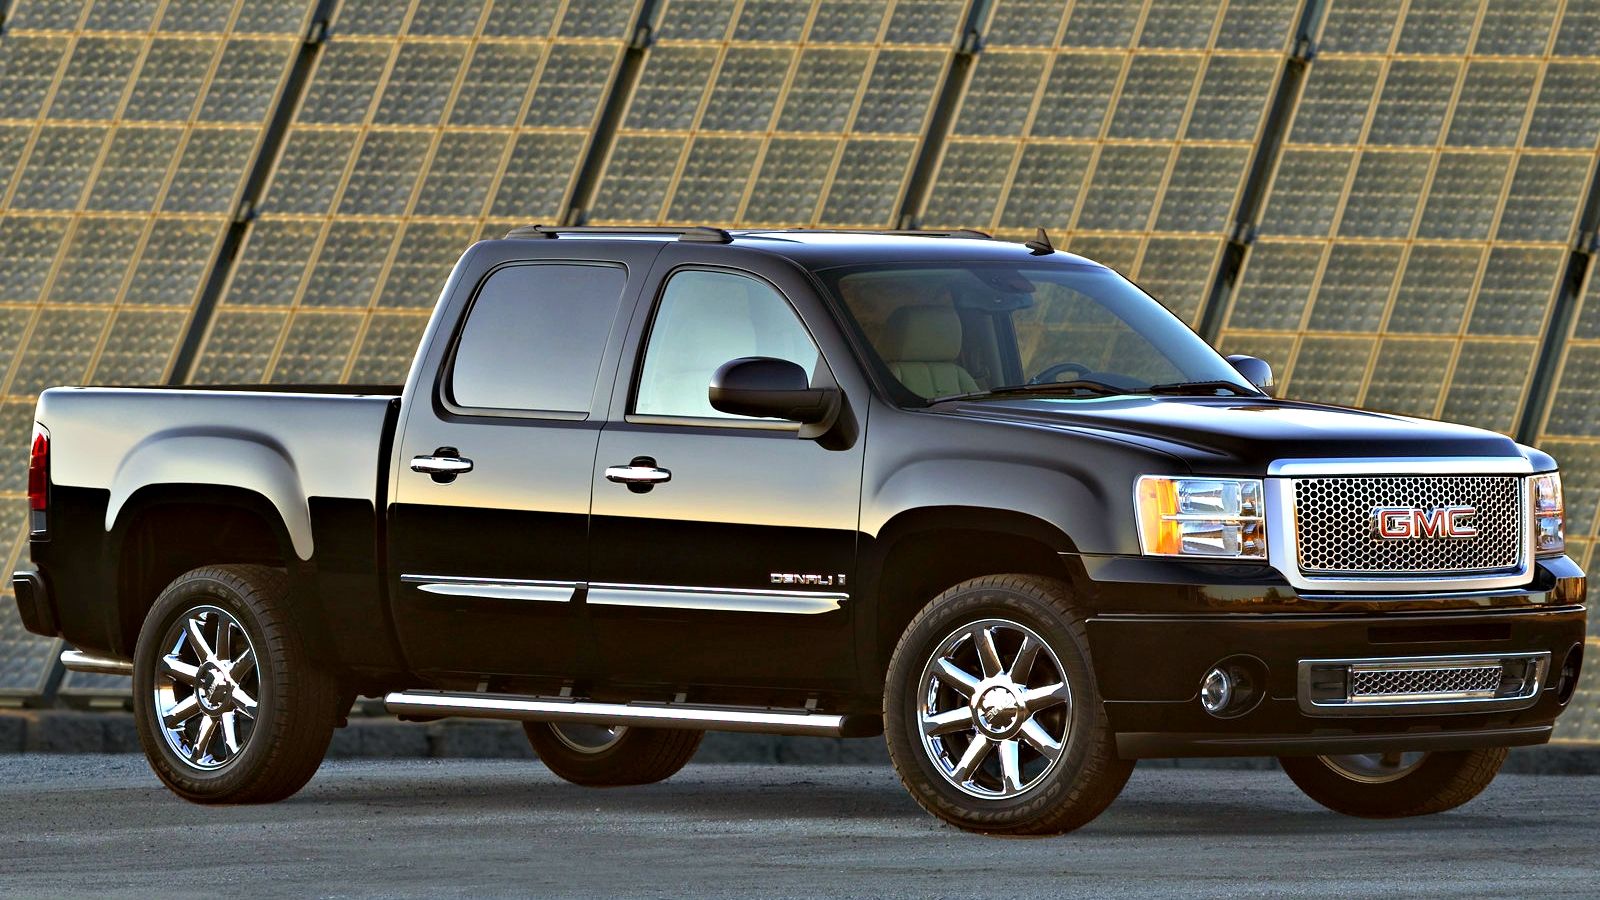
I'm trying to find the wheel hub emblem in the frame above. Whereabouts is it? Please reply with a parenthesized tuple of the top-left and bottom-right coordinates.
(196, 665, 231, 712)
(974, 686, 1022, 736)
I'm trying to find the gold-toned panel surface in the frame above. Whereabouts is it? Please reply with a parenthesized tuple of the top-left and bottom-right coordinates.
(586, 0, 972, 229)
(923, 0, 1300, 323)
(0, 0, 316, 694)
(1216, 0, 1597, 437)
(188, 0, 642, 387)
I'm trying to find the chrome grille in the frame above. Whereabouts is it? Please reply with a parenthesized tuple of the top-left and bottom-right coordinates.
(1349, 664, 1501, 700)
(1292, 475, 1522, 576)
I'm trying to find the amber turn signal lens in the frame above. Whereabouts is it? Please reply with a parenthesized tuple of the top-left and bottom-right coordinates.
(1135, 476, 1266, 559)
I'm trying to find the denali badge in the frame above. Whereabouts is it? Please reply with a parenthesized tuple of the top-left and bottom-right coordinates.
(1373, 506, 1479, 540)
(771, 573, 846, 587)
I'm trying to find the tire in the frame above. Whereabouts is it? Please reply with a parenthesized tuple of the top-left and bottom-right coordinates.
(884, 574, 1133, 835)
(132, 565, 340, 804)
(524, 722, 703, 786)
(1279, 747, 1508, 818)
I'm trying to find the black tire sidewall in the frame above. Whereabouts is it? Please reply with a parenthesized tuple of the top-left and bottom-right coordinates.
(132, 571, 280, 799)
(524, 723, 703, 786)
(885, 577, 1115, 830)
(1279, 748, 1504, 818)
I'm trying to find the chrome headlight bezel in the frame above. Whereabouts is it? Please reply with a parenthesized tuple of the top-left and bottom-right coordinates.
(1531, 472, 1565, 557)
(1135, 475, 1268, 560)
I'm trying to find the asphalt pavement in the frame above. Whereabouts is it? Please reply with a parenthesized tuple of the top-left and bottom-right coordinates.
(1, 754, 1596, 898)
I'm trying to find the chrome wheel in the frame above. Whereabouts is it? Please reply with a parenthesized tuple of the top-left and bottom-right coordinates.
(916, 618, 1071, 800)
(1319, 751, 1429, 784)
(549, 723, 628, 755)
(151, 605, 259, 771)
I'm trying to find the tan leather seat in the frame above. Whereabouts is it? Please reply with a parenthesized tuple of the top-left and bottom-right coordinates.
(883, 305, 980, 399)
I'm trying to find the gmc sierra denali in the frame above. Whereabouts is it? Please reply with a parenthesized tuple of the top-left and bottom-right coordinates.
(13, 226, 1586, 835)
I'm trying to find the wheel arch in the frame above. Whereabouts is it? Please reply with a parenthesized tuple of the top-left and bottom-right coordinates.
(857, 507, 1090, 692)
(104, 431, 313, 560)
(108, 484, 320, 660)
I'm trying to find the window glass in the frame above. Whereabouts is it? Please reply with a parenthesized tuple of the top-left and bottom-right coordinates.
(449, 263, 627, 413)
(822, 262, 1250, 403)
(635, 269, 821, 419)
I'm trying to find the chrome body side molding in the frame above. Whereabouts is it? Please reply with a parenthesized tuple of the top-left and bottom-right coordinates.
(60, 649, 133, 677)
(586, 583, 846, 615)
(384, 690, 861, 737)
(400, 574, 577, 604)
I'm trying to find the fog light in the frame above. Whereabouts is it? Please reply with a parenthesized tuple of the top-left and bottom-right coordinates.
(1200, 667, 1233, 714)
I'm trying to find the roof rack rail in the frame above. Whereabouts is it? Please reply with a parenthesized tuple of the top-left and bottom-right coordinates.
(737, 227, 994, 240)
(503, 224, 734, 243)
(882, 228, 994, 239)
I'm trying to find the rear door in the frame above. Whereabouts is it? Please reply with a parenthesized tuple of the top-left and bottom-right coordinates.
(586, 244, 868, 693)
(387, 241, 660, 682)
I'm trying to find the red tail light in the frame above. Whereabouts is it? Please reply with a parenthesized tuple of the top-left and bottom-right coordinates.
(28, 424, 49, 515)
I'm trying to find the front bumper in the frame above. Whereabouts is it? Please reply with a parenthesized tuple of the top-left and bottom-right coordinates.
(1078, 554, 1587, 758)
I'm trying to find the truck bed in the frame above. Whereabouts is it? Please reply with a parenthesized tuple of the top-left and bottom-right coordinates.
(36, 386, 399, 561)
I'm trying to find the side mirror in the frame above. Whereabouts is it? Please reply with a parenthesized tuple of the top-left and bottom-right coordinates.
(1225, 354, 1274, 396)
(709, 357, 839, 424)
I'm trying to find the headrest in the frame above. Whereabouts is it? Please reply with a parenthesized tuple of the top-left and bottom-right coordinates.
(883, 305, 964, 363)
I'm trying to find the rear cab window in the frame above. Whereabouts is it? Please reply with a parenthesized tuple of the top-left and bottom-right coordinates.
(447, 262, 629, 416)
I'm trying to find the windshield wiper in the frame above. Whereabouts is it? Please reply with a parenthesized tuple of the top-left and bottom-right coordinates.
(928, 380, 1131, 404)
(1146, 380, 1259, 397)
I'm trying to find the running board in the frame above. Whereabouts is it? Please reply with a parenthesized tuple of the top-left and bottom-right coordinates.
(60, 650, 133, 677)
(383, 690, 877, 738)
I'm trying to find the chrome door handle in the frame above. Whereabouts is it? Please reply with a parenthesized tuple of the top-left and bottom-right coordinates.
(412, 447, 473, 483)
(605, 465, 671, 485)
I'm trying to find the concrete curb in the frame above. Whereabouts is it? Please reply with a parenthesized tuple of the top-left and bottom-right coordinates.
(4, 711, 1597, 772)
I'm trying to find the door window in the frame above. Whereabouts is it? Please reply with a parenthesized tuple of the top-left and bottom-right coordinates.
(448, 263, 627, 414)
(634, 269, 821, 420)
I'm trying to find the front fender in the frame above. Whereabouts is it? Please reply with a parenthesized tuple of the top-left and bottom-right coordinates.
(106, 431, 313, 560)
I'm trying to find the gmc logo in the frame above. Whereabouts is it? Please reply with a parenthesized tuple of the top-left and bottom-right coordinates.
(1373, 506, 1479, 540)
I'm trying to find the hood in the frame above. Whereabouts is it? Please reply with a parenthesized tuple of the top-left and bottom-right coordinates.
(932, 395, 1529, 476)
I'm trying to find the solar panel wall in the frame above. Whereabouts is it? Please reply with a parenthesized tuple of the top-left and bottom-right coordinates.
(584, 0, 973, 228)
(187, 0, 644, 388)
(920, 0, 1300, 323)
(0, 0, 319, 699)
(0, 0, 1596, 740)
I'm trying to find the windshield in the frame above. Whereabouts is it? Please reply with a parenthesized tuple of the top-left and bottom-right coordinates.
(818, 261, 1257, 405)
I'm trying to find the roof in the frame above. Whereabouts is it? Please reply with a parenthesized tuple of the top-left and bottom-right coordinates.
(494, 225, 1105, 270)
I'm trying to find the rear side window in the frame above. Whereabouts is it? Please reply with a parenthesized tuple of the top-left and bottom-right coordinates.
(448, 263, 627, 414)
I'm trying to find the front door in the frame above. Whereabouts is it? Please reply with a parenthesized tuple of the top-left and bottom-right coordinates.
(387, 242, 657, 682)
(588, 252, 866, 693)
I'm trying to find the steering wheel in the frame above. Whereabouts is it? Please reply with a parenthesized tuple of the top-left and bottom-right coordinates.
(1028, 361, 1096, 385)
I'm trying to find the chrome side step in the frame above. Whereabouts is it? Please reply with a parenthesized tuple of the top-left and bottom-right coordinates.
(60, 650, 134, 677)
(384, 690, 872, 737)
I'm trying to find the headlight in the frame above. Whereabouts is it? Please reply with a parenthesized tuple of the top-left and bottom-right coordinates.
(1531, 472, 1564, 556)
(1136, 476, 1266, 559)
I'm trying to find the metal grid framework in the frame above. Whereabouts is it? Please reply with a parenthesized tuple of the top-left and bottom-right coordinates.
(1536, 249, 1600, 634)
(1215, 0, 1600, 438)
(920, 0, 1300, 323)
(585, 0, 974, 228)
(188, 0, 643, 387)
(0, 0, 317, 696)
(0, 0, 1596, 738)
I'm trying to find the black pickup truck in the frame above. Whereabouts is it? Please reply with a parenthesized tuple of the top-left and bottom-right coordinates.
(13, 227, 1586, 835)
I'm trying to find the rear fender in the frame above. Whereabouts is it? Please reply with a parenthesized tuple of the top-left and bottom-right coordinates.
(106, 430, 313, 560)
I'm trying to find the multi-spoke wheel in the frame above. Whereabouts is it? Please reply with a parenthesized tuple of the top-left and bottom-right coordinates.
(524, 721, 702, 787)
(132, 565, 339, 804)
(1279, 747, 1509, 818)
(885, 574, 1132, 835)
(917, 619, 1071, 799)
(151, 605, 260, 770)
